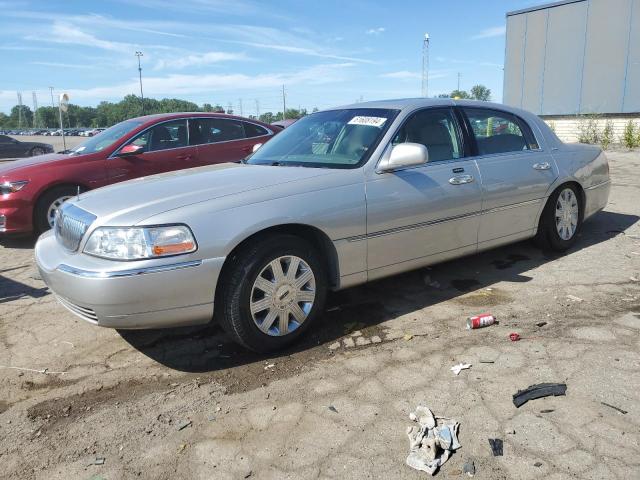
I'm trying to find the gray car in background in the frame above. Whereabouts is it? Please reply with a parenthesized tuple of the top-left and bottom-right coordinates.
(35, 99, 610, 352)
(0, 134, 54, 159)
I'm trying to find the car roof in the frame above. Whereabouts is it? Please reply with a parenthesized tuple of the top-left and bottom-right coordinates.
(328, 98, 531, 117)
(133, 112, 271, 128)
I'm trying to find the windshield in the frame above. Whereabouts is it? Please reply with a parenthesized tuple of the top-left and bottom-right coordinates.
(247, 108, 398, 168)
(70, 119, 144, 155)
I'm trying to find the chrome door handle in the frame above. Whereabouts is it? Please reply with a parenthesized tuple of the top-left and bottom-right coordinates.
(533, 162, 551, 170)
(449, 174, 474, 185)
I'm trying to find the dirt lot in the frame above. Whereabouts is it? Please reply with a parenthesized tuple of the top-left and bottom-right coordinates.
(1, 150, 639, 480)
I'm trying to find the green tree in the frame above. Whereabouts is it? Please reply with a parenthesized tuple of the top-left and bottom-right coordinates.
(259, 112, 275, 124)
(449, 90, 470, 99)
(470, 85, 491, 101)
(8, 105, 33, 128)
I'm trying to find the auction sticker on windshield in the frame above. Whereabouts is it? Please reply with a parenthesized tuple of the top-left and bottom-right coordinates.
(348, 116, 387, 128)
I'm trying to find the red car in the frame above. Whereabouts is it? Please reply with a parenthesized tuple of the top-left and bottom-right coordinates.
(0, 113, 274, 235)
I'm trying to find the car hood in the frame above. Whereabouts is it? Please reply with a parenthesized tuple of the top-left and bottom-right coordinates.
(72, 162, 339, 226)
(0, 152, 70, 174)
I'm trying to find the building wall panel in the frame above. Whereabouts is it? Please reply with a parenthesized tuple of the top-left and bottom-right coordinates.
(503, 13, 527, 108)
(504, 0, 639, 115)
(581, 0, 632, 113)
(521, 9, 548, 112)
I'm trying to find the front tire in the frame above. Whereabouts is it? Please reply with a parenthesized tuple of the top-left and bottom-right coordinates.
(217, 234, 327, 352)
(34, 186, 79, 234)
(534, 184, 582, 251)
(30, 147, 45, 157)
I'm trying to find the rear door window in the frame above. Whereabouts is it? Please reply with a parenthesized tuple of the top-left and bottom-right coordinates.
(243, 122, 269, 138)
(463, 108, 538, 155)
(189, 118, 246, 145)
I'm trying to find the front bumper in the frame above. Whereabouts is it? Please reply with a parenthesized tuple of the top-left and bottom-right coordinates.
(0, 200, 34, 234)
(35, 230, 225, 329)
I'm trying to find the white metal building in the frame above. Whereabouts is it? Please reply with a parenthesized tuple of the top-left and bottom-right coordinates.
(503, 0, 639, 141)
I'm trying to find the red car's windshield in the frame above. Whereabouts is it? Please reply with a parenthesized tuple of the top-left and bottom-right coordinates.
(70, 119, 144, 155)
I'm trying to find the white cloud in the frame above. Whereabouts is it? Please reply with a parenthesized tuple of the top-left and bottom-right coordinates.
(380, 70, 449, 81)
(380, 70, 421, 80)
(435, 56, 503, 68)
(30, 61, 95, 70)
(366, 27, 385, 35)
(39, 22, 135, 52)
(0, 63, 356, 108)
(471, 26, 506, 40)
(211, 24, 374, 63)
(154, 51, 248, 70)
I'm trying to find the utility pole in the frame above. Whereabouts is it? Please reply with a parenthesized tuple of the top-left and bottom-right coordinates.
(48, 86, 55, 108)
(282, 85, 287, 120)
(32, 91, 39, 128)
(238, 98, 243, 117)
(421, 33, 430, 97)
(16, 92, 23, 129)
(227, 102, 233, 114)
(255, 99, 260, 118)
(457, 72, 461, 91)
(135, 51, 145, 115)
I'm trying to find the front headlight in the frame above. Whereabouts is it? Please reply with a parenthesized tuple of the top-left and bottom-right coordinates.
(0, 181, 29, 195)
(83, 225, 197, 260)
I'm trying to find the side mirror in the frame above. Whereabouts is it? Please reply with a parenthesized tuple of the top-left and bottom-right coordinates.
(252, 143, 263, 153)
(117, 144, 144, 157)
(378, 143, 429, 172)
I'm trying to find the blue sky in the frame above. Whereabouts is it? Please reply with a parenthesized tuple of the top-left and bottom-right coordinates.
(0, 0, 543, 115)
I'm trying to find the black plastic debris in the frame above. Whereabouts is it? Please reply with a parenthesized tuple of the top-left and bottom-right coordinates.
(512, 383, 567, 408)
(488, 438, 503, 456)
(328, 405, 338, 413)
(177, 420, 192, 431)
(601, 402, 628, 415)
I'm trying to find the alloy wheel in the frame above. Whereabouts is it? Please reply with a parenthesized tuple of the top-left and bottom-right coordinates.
(555, 188, 579, 241)
(250, 255, 316, 336)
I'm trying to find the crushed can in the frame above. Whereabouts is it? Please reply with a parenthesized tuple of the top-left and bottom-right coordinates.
(467, 314, 496, 330)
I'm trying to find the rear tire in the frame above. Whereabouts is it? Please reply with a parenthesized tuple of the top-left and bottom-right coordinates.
(34, 186, 80, 234)
(217, 234, 327, 352)
(534, 184, 582, 251)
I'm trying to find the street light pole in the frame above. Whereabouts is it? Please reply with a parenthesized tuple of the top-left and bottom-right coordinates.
(135, 51, 145, 115)
(48, 86, 55, 108)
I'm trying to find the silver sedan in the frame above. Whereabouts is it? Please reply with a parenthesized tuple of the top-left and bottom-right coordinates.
(35, 99, 610, 352)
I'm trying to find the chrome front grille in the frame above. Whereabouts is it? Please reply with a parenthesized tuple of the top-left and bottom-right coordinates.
(54, 204, 96, 251)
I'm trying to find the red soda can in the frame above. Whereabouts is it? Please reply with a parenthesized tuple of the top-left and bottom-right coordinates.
(467, 314, 496, 329)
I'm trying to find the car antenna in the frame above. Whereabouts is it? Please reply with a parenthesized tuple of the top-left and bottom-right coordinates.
(76, 186, 80, 201)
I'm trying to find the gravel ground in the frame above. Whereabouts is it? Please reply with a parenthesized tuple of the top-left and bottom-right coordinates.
(0, 150, 639, 480)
